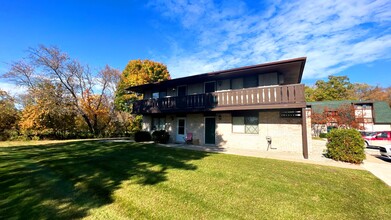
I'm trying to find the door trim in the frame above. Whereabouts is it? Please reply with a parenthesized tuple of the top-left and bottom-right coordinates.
(176, 117, 186, 143)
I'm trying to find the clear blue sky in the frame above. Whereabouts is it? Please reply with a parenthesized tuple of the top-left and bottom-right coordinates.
(1, 0, 390, 93)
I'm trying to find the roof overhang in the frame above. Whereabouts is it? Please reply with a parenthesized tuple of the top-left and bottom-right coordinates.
(126, 57, 307, 93)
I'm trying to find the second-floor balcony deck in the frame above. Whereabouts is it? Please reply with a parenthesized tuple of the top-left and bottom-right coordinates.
(132, 84, 306, 114)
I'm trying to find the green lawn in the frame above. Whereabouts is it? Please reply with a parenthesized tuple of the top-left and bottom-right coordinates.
(1, 140, 390, 219)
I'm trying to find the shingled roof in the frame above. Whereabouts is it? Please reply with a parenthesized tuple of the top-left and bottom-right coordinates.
(373, 102, 391, 123)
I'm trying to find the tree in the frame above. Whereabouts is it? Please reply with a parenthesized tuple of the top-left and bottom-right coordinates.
(3, 45, 121, 136)
(311, 104, 363, 137)
(305, 86, 316, 102)
(310, 110, 328, 137)
(332, 104, 363, 130)
(0, 90, 19, 140)
(351, 83, 389, 103)
(311, 76, 354, 101)
(18, 81, 77, 139)
(115, 59, 171, 111)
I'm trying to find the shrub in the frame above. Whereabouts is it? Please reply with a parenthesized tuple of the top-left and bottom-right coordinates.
(326, 129, 365, 164)
(134, 131, 152, 142)
(152, 130, 170, 144)
(319, 133, 328, 138)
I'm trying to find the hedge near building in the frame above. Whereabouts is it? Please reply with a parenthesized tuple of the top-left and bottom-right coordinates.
(326, 129, 365, 164)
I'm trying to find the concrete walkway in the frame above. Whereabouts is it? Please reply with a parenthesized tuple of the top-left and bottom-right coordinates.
(161, 140, 391, 187)
(362, 148, 391, 186)
(161, 140, 363, 170)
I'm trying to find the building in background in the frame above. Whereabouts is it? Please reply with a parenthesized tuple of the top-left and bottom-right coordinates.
(307, 101, 391, 134)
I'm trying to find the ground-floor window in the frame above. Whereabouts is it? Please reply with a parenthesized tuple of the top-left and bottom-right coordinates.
(232, 115, 259, 134)
(152, 117, 166, 131)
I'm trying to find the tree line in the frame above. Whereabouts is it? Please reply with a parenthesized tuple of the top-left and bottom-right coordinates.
(0, 45, 170, 141)
(305, 75, 391, 105)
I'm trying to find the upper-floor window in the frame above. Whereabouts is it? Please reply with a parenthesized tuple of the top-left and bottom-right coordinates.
(152, 90, 167, 99)
(231, 78, 243, 90)
(243, 75, 258, 88)
(259, 72, 278, 86)
(205, 81, 216, 93)
(177, 86, 187, 97)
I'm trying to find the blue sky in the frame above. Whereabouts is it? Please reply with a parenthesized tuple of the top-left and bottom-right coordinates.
(1, 0, 390, 94)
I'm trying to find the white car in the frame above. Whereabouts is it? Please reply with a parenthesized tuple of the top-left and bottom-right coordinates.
(379, 145, 391, 160)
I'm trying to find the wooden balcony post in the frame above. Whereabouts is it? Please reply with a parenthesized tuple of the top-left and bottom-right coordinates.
(302, 107, 309, 159)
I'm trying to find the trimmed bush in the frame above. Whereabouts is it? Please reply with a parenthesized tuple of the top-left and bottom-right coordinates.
(152, 130, 170, 144)
(134, 131, 152, 142)
(319, 133, 328, 138)
(326, 129, 365, 164)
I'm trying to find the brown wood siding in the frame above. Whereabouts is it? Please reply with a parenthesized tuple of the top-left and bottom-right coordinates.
(132, 84, 306, 114)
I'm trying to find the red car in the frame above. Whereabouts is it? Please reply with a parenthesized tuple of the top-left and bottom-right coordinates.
(363, 131, 391, 147)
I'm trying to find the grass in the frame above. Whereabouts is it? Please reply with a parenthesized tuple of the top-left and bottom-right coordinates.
(1, 140, 390, 219)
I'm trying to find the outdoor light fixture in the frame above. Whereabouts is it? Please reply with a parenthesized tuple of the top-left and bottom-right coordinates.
(217, 80, 223, 86)
(218, 114, 222, 120)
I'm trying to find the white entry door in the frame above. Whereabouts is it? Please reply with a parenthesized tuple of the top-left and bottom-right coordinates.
(176, 118, 186, 143)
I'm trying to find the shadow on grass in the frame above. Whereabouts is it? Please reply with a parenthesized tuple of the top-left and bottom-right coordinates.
(0, 140, 211, 219)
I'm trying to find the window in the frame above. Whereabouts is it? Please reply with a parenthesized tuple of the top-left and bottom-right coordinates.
(243, 75, 258, 88)
(232, 116, 259, 134)
(152, 117, 166, 131)
(178, 119, 185, 135)
(231, 78, 243, 90)
(159, 91, 167, 98)
(152, 90, 167, 99)
(152, 92, 159, 99)
(177, 86, 187, 97)
(259, 72, 278, 86)
(205, 82, 216, 93)
(378, 132, 388, 138)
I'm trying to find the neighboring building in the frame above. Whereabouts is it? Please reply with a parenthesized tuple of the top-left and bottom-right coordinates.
(307, 101, 391, 133)
(126, 57, 311, 158)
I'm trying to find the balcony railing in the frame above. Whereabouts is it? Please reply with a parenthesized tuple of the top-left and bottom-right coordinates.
(132, 84, 305, 114)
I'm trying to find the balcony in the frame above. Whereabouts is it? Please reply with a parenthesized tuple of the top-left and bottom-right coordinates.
(132, 84, 306, 114)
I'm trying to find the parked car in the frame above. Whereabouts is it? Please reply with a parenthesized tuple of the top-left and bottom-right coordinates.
(363, 131, 391, 148)
(379, 145, 391, 160)
(359, 131, 376, 147)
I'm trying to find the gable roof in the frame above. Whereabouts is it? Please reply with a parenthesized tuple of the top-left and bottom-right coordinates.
(126, 57, 306, 93)
(307, 101, 391, 124)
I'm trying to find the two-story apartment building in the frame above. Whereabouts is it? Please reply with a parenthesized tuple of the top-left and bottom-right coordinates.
(308, 100, 391, 133)
(126, 57, 311, 158)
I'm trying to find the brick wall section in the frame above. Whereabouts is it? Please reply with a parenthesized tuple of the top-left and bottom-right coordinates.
(215, 111, 310, 152)
(144, 110, 311, 153)
(186, 114, 205, 144)
(142, 115, 151, 131)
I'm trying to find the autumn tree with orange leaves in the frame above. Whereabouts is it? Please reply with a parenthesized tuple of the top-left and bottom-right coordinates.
(115, 59, 170, 111)
(4, 45, 121, 136)
(311, 104, 364, 137)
